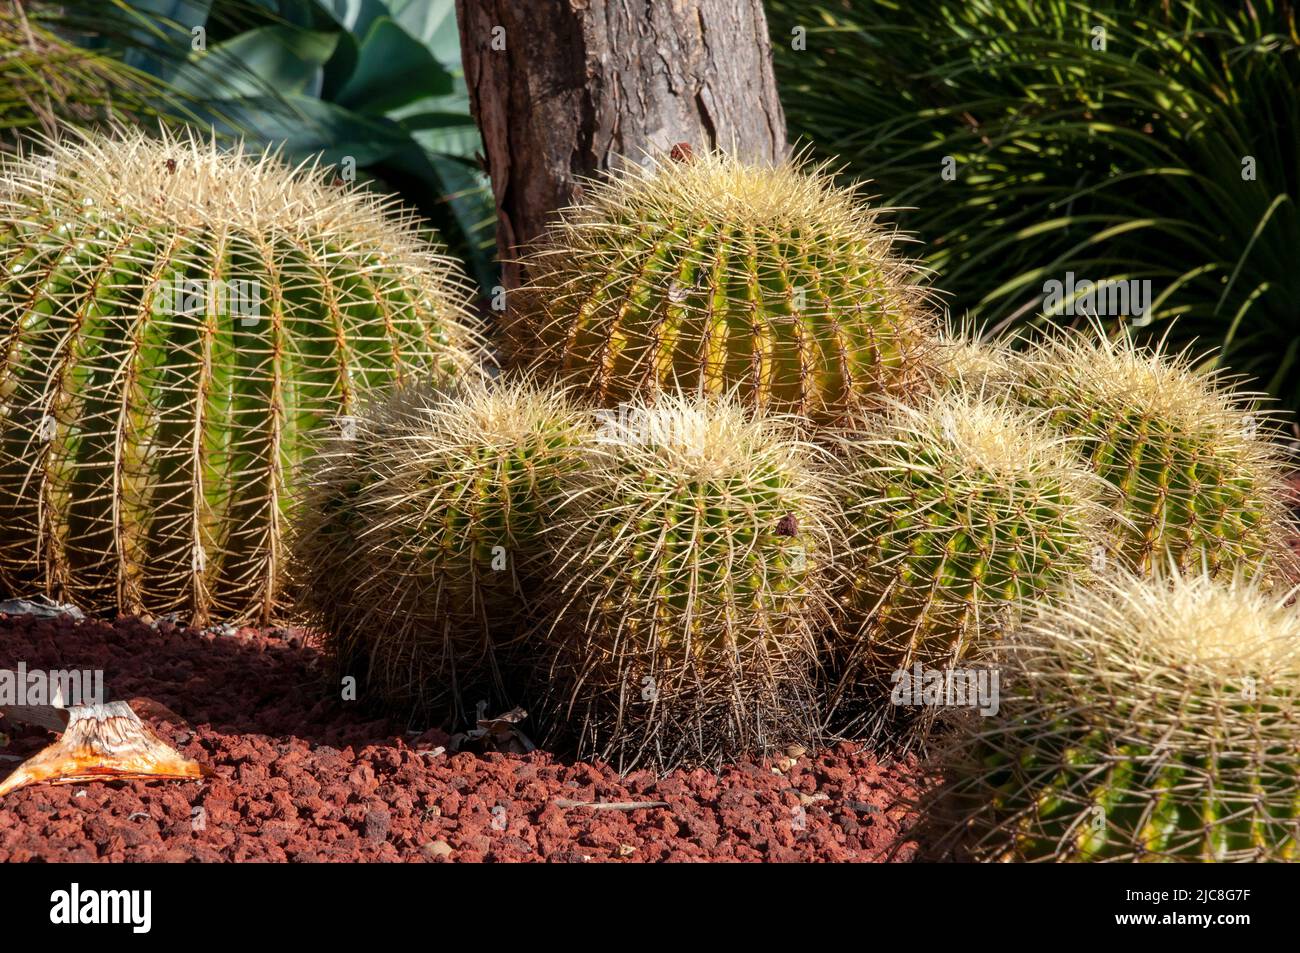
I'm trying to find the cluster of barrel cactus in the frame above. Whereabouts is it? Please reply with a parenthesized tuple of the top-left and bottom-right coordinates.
(4, 126, 1299, 828)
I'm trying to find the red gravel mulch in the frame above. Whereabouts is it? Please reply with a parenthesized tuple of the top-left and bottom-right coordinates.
(0, 612, 926, 862)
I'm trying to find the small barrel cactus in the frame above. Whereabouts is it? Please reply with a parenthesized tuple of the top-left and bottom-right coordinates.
(932, 571, 1300, 862)
(833, 389, 1110, 683)
(1009, 327, 1296, 578)
(293, 378, 590, 720)
(539, 393, 836, 770)
(506, 151, 936, 426)
(0, 127, 482, 624)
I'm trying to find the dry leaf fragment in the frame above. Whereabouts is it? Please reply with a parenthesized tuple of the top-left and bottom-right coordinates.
(0, 596, 84, 620)
(0, 701, 210, 798)
(0, 704, 71, 732)
(448, 702, 536, 754)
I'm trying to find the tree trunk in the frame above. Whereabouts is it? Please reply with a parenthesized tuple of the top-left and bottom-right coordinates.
(456, 0, 787, 290)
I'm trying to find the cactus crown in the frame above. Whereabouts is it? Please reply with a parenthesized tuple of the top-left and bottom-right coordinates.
(0, 126, 480, 623)
(509, 151, 936, 426)
(936, 571, 1300, 862)
(593, 389, 804, 481)
(1012, 327, 1295, 577)
(1027, 570, 1300, 712)
(933, 319, 1014, 392)
(5, 127, 447, 264)
(916, 391, 1066, 479)
(584, 150, 881, 231)
(835, 388, 1110, 677)
(562, 395, 834, 629)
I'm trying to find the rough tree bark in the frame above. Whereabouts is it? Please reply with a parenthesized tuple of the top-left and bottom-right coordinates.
(456, 0, 788, 289)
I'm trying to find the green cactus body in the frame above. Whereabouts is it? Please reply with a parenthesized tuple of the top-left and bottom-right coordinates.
(508, 153, 935, 426)
(1011, 328, 1295, 578)
(0, 129, 481, 623)
(542, 394, 833, 769)
(940, 572, 1300, 862)
(293, 379, 589, 718)
(835, 390, 1108, 679)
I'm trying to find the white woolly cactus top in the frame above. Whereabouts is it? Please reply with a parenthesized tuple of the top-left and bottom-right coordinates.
(0, 125, 462, 283)
(917, 390, 1085, 481)
(591, 391, 825, 484)
(1021, 327, 1283, 464)
(1008, 572, 1300, 757)
(863, 387, 1105, 496)
(386, 376, 585, 456)
(1030, 570, 1300, 686)
(932, 320, 1014, 392)
(576, 149, 898, 236)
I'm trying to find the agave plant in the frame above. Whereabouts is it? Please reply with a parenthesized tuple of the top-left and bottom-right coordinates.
(30, 0, 495, 288)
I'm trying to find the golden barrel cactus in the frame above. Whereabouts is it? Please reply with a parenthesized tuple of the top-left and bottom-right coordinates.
(506, 152, 936, 427)
(932, 571, 1300, 862)
(0, 128, 482, 624)
(1010, 327, 1296, 579)
(293, 378, 590, 720)
(539, 393, 837, 769)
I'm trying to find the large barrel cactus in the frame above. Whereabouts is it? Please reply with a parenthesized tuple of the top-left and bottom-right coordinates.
(931, 571, 1300, 862)
(506, 151, 936, 426)
(0, 128, 482, 624)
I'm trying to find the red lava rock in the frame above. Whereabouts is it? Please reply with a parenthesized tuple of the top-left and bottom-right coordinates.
(0, 612, 927, 861)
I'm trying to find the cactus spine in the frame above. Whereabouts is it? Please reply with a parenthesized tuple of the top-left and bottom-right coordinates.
(507, 152, 936, 426)
(293, 378, 589, 718)
(933, 571, 1300, 862)
(932, 320, 1014, 393)
(0, 128, 481, 623)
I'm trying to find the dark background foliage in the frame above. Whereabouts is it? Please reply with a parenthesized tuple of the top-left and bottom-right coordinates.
(21, 0, 495, 291)
(767, 0, 1300, 410)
